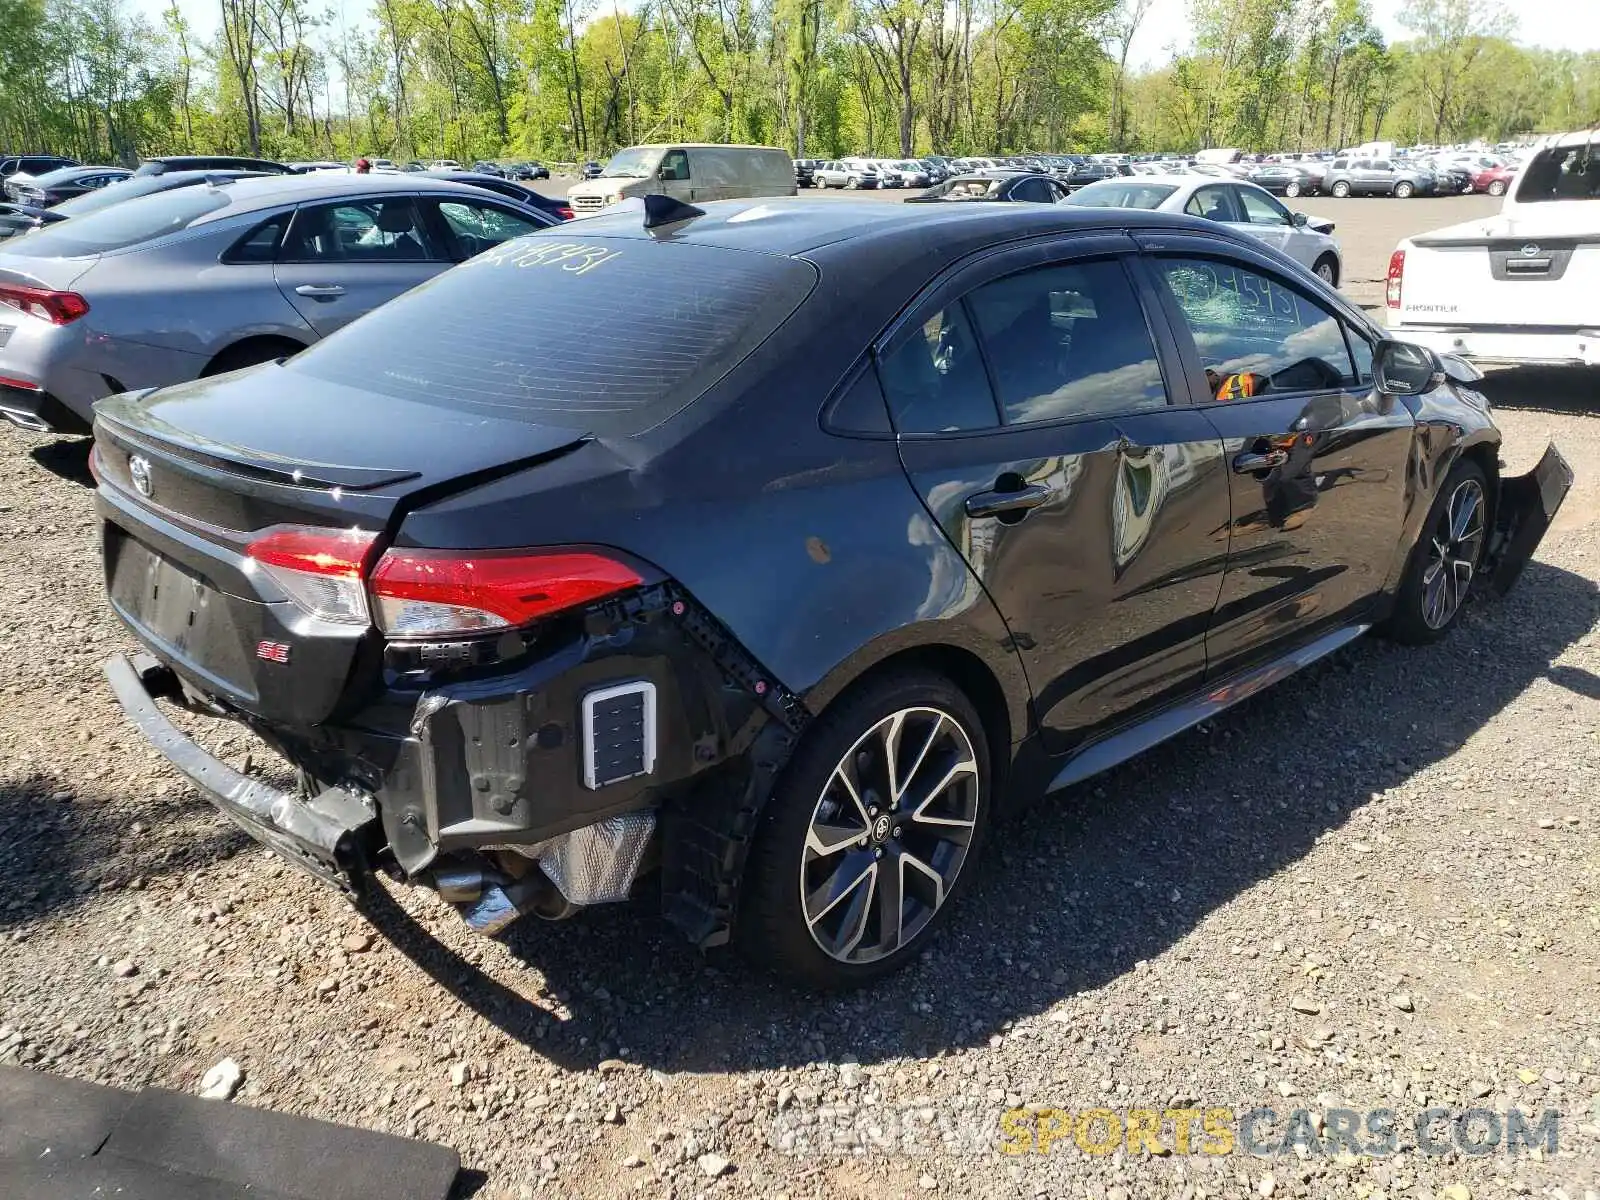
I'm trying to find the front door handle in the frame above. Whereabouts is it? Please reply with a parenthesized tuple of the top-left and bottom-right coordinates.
(965, 482, 1053, 519)
(295, 283, 346, 298)
(1232, 448, 1288, 474)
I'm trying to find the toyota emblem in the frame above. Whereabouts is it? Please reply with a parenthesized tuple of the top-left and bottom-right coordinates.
(129, 455, 152, 498)
(1520, 243, 1541, 257)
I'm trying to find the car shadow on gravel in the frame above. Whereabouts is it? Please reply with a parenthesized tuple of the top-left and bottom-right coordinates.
(360, 560, 1598, 1076)
(27, 437, 94, 487)
(1479, 366, 1600, 416)
(0, 772, 250, 930)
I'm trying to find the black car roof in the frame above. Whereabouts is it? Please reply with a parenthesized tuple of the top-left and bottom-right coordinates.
(563, 195, 1203, 257)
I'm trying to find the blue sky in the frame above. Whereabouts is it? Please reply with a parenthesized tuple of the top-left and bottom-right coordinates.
(136, 0, 1600, 74)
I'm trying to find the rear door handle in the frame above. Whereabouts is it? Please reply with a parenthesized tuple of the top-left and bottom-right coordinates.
(1232, 449, 1288, 474)
(294, 283, 346, 298)
(965, 483, 1054, 519)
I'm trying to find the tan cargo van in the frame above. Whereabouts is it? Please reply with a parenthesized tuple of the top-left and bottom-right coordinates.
(565, 143, 796, 214)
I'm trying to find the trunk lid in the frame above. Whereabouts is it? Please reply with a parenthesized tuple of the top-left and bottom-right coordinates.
(1401, 212, 1600, 328)
(95, 363, 590, 726)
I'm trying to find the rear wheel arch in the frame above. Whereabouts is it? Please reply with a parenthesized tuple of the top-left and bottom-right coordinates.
(804, 634, 1028, 759)
(201, 335, 307, 378)
(812, 642, 1017, 800)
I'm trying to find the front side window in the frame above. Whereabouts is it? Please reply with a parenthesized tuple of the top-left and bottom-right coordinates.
(1010, 177, 1052, 203)
(878, 303, 997, 434)
(1185, 186, 1238, 223)
(283, 199, 434, 262)
(1346, 326, 1376, 385)
(434, 200, 543, 259)
(658, 150, 690, 181)
(966, 259, 1167, 424)
(1237, 187, 1289, 226)
(1156, 256, 1355, 399)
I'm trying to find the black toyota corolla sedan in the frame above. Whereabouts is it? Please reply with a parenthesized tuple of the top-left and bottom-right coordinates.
(94, 197, 1570, 988)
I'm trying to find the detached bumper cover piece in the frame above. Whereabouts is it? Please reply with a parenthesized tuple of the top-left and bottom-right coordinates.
(104, 652, 379, 891)
(1485, 442, 1573, 596)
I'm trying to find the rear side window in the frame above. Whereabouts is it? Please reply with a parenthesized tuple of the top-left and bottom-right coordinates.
(966, 259, 1167, 424)
(225, 216, 286, 264)
(2, 185, 232, 257)
(289, 237, 818, 437)
(878, 304, 997, 433)
(1515, 146, 1600, 202)
(282, 199, 435, 262)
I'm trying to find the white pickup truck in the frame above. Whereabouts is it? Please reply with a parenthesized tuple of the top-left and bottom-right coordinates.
(1385, 129, 1599, 367)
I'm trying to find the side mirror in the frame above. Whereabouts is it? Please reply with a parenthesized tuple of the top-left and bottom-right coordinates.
(1373, 339, 1445, 396)
(1291, 211, 1308, 227)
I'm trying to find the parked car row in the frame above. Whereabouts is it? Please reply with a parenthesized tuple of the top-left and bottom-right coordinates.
(0, 173, 560, 434)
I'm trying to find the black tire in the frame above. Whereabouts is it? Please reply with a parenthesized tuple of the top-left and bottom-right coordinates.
(1330, 180, 1350, 198)
(1394, 180, 1415, 199)
(1487, 179, 1507, 197)
(202, 337, 302, 377)
(736, 670, 991, 989)
(1312, 254, 1339, 288)
(1382, 459, 1489, 645)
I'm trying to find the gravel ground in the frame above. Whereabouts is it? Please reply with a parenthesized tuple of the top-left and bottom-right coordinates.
(0, 198, 1596, 1200)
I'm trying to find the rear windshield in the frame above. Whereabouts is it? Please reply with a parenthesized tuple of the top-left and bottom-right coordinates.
(1067, 182, 1178, 209)
(288, 236, 818, 437)
(3, 185, 233, 256)
(51, 175, 206, 218)
(1514, 145, 1600, 202)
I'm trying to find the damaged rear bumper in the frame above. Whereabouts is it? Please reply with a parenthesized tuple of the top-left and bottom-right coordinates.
(105, 652, 380, 892)
(1485, 442, 1574, 595)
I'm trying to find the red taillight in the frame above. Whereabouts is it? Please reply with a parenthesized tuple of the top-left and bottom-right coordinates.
(1386, 249, 1405, 309)
(368, 549, 642, 639)
(0, 374, 41, 392)
(0, 284, 88, 325)
(557, 206, 574, 220)
(245, 526, 378, 625)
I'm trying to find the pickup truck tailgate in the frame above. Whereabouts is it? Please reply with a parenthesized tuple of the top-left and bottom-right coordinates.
(1399, 215, 1600, 328)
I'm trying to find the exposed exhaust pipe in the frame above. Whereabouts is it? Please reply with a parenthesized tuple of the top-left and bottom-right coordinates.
(0, 408, 49, 433)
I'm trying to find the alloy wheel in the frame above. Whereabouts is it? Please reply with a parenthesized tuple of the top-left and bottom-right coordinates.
(1421, 478, 1486, 630)
(1315, 260, 1336, 284)
(799, 706, 979, 965)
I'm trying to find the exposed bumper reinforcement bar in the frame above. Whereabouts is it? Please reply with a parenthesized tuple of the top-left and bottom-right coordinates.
(104, 652, 379, 892)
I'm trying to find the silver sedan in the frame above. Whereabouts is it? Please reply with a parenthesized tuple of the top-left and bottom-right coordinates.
(1065, 173, 1344, 287)
(0, 173, 556, 434)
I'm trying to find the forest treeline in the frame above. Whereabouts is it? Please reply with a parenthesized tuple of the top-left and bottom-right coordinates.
(0, 0, 1595, 164)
